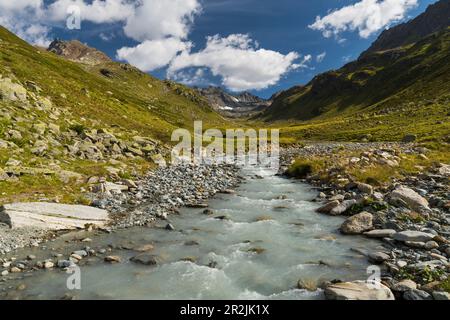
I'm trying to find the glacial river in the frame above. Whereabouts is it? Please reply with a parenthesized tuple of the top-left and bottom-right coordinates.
(1, 166, 382, 300)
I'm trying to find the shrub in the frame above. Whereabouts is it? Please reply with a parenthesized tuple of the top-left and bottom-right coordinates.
(69, 124, 86, 135)
(286, 159, 322, 178)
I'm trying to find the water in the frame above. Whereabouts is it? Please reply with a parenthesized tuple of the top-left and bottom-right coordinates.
(2, 166, 382, 300)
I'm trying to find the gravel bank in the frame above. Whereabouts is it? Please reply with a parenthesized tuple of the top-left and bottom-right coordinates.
(0, 163, 241, 255)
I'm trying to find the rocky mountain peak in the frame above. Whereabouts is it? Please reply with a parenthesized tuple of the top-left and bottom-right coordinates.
(47, 39, 112, 65)
(196, 86, 270, 117)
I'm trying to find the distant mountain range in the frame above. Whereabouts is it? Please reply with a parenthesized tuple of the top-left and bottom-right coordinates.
(196, 86, 270, 118)
(259, 0, 450, 123)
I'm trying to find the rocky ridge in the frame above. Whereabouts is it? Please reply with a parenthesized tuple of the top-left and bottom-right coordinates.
(196, 86, 270, 117)
(47, 39, 112, 65)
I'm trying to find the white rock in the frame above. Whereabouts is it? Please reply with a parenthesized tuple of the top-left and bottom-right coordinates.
(0, 202, 109, 230)
(340, 211, 373, 234)
(393, 231, 435, 243)
(364, 229, 396, 238)
(389, 186, 430, 213)
(325, 281, 395, 300)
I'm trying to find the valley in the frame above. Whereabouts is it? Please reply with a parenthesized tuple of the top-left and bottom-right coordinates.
(0, 0, 449, 301)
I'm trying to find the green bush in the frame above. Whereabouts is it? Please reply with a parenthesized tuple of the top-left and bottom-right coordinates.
(286, 160, 321, 178)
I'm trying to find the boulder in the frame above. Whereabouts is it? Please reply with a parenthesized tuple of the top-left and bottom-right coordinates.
(432, 291, 450, 300)
(388, 186, 430, 213)
(368, 252, 390, 264)
(340, 211, 373, 234)
(393, 231, 435, 243)
(130, 253, 162, 266)
(363, 229, 396, 238)
(357, 183, 373, 194)
(437, 163, 450, 177)
(32, 123, 47, 135)
(104, 256, 121, 263)
(93, 182, 128, 194)
(330, 200, 357, 215)
(0, 202, 109, 230)
(324, 281, 395, 300)
(391, 280, 417, 292)
(403, 289, 432, 300)
(0, 168, 9, 181)
(0, 77, 28, 102)
(316, 200, 339, 214)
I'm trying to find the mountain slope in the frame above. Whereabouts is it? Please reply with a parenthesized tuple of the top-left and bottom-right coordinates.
(259, 1, 450, 144)
(262, 28, 449, 122)
(0, 26, 227, 203)
(362, 0, 450, 57)
(196, 86, 270, 118)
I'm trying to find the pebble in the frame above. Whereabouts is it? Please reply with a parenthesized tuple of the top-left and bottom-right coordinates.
(432, 291, 450, 300)
(424, 241, 439, 250)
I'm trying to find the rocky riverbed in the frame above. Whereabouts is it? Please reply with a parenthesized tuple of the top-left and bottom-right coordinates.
(0, 163, 241, 255)
(280, 142, 450, 300)
(1, 142, 448, 300)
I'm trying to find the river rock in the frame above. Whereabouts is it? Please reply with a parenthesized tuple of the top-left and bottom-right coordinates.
(391, 279, 417, 292)
(324, 281, 395, 300)
(340, 211, 373, 234)
(368, 252, 390, 264)
(357, 183, 373, 194)
(130, 253, 162, 266)
(364, 229, 396, 238)
(403, 289, 432, 300)
(0, 77, 28, 102)
(437, 164, 450, 177)
(393, 231, 435, 243)
(424, 241, 439, 250)
(0, 202, 109, 230)
(316, 200, 340, 214)
(133, 244, 154, 252)
(432, 291, 450, 300)
(104, 256, 121, 263)
(330, 200, 357, 216)
(388, 186, 430, 213)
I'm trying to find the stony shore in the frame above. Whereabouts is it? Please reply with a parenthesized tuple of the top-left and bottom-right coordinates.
(1, 142, 448, 300)
(0, 163, 241, 255)
(281, 142, 450, 300)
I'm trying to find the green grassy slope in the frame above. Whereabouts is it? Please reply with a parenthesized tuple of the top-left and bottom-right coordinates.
(0, 26, 226, 142)
(260, 28, 450, 143)
(0, 26, 230, 203)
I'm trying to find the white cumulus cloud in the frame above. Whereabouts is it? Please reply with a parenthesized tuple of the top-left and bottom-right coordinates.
(0, 0, 49, 46)
(47, 0, 135, 24)
(309, 0, 418, 39)
(168, 34, 300, 91)
(0, 0, 304, 90)
(123, 0, 201, 42)
(117, 37, 192, 72)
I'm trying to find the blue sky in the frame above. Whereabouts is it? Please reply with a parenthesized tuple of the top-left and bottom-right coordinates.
(0, 0, 437, 98)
